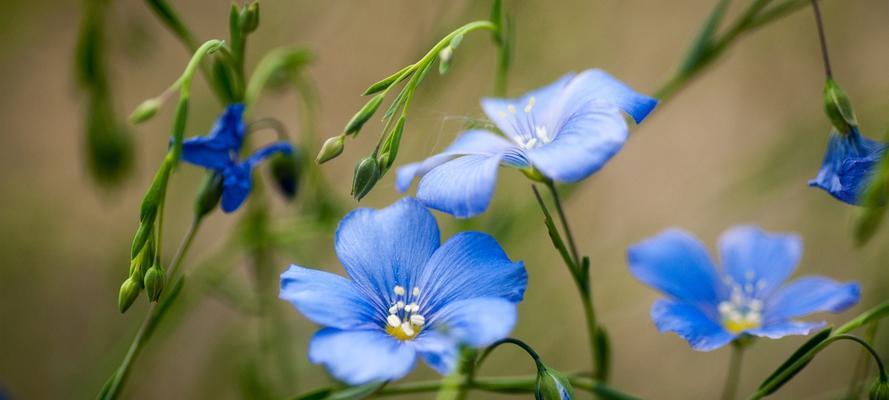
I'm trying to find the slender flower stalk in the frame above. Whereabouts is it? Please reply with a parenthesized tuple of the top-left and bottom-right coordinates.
(722, 342, 747, 400)
(810, 0, 833, 79)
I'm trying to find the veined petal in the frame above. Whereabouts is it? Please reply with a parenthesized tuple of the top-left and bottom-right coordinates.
(396, 130, 515, 192)
(412, 331, 459, 375)
(809, 129, 887, 205)
(181, 137, 236, 170)
(416, 231, 527, 314)
(745, 321, 825, 339)
(221, 163, 252, 213)
(428, 297, 518, 347)
(244, 141, 294, 168)
(764, 277, 860, 322)
(651, 299, 735, 351)
(308, 328, 417, 385)
(628, 229, 724, 306)
(416, 153, 507, 218)
(481, 74, 575, 142)
(525, 105, 628, 182)
(560, 69, 657, 124)
(210, 103, 247, 148)
(718, 225, 801, 298)
(279, 265, 378, 330)
(335, 198, 440, 310)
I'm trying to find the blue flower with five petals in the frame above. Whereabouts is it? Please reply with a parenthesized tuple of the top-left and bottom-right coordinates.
(396, 69, 657, 218)
(809, 127, 887, 205)
(627, 225, 859, 351)
(279, 198, 527, 384)
(180, 103, 294, 212)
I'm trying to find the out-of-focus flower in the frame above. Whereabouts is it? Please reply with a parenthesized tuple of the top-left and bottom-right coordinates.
(809, 127, 887, 205)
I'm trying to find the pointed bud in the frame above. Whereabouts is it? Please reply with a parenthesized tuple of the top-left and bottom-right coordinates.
(823, 78, 858, 134)
(144, 265, 165, 302)
(351, 156, 380, 201)
(239, 2, 260, 34)
(194, 172, 224, 219)
(344, 94, 384, 135)
(118, 277, 141, 313)
(271, 151, 301, 199)
(378, 116, 405, 173)
(129, 98, 161, 124)
(871, 377, 889, 400)
(535, 364, 575, 400)
(130, 222, 153, 259)
(316, 135, 345, 164)
(439, 46, 454, 75)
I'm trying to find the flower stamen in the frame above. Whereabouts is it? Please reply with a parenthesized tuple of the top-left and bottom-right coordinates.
(385, 284, 426, 340)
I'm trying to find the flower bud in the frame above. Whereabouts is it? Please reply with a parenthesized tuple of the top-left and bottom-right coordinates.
(344, 94, 384, 136)
(871, 377, 889, 400)
(823, 78, 858, 134)
(535, 365, 574, 400)
(118, 277, 141, 313)
(194, 172, 224, 219)
(239, 2, 260, 34)
(351, 156, 380, 201)
(128, 98, 161, 124)
(271, 151, 301, 200)
(130, 222, 153, 259)
(377, 116, 405, 172)
(316, 135, 345, 164)
(438, 46, 454, 75)
(144, 265, 165, 302)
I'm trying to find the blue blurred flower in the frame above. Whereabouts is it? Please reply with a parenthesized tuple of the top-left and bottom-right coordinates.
(809, 128, 887, 205)
(396, 69, 657, 218)
(627, 225, 859, 351)
(180, 104, 294, 212)
(279, 198, 527, 384)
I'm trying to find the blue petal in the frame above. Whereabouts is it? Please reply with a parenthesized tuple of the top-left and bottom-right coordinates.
(181, 137, 237, 170)
(335, 198, 440, 310)
(560, 69, 658, 124)
(221, 163, 252, 213)
(308, 328, 417, 385)
(416, 231, 526, 314)
(745, 321, 825, 339)
(211, 103, 247, 148)
(718, 225, 801, 298)
(481, 74, 575, 142)
(764, 277, 860, 322)
(809, 129, 887, 205)
(279, 265, 379, 330)
(525, 105, 628, 182)
(412, 331, 459, 375)
(396, 130, 516, 192)
(416, 153, 507, 218)
(428, 297, 518, 347)
(651, 299, 735, 351)
(627, 229, 724, 306)
(244, 141, 294, 168)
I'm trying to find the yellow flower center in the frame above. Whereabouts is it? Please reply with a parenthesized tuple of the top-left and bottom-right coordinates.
(385, 285, 425, 341)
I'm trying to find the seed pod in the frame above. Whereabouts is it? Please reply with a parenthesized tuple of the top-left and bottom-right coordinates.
(351, 156, 380, 201)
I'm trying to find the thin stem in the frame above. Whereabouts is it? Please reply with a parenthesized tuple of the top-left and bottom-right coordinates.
(810, 0, 833, 78)
(832, 335, 887, 381)
(722, 342, 746, 400)
(544, 180, 580, 266)
(478, 338, 542, 369)
(369, 374, 638, 398)
(845, 321, 880, 399)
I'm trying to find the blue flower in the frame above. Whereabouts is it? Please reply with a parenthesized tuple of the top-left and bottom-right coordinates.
(180, 104, 294, 212)
(396, 69, 657, 218)
(627, 225, 859, 351)
(809, 127, 887, 205)
(279, 198, 527, 384)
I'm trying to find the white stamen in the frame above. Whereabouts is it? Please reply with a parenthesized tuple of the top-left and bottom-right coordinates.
(388, 305, 398, 315)
(507, 105, 517, 114)
(524, 96, 536, 113)
(401, 322, 415, 337)
(412, 287, 421, 296)
(396, 301, 405, 309)
(394, 285, 405, 296)
(387, 315, 402, 328)
(410, 314, 426, 326)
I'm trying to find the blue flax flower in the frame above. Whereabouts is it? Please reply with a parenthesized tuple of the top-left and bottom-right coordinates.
(809, 127, 887, 205)
(180, 103, 294, 212)
(627, 225, 859, 351)
(279, 198, 527, 384)
(396, 69, 657, 218)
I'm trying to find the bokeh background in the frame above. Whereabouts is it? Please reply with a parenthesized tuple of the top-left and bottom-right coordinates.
(1, 0, 888, 399)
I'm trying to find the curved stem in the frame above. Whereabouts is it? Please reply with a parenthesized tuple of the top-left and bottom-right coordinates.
(810, 0, 833, 78)
(477, 338, 542, 370)
(722, 342, 746, 400)
(367, 374, 638, 398)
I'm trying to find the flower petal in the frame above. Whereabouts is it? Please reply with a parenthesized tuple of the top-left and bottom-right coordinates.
(525, 105, 628, 182)
(745, 321, 825, 339)
(651, 299, 735, 351)
(809, 129, 887, 205)
(412, 331, 459, 375)
(416, 153, 506, 218)
(481, 74, 575, 142)
(244, 141, 294, 168)
(181, 137, 236, 170)
(396, 130, 515, 192)
(764, 277, 860, 322)
(416, 231, 527, 314)
(429, 297, 518, 347)
(308, 328, 417, 385)
(718, 225, 801, 298)
(279, 265, 379, 330)
(627, 229, 723, 306)
(335, 198, 440, 309)
(221, 163, 252, 213)
(560, 69, 658, 124)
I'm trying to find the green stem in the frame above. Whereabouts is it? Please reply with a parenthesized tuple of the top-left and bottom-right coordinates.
(545, 180, 580, 266)
(370, 374, 638, 398)
(845, 321, 880, 399)
(722, 342, 747, 400)
(100, 219, 202, 400)
(809, 0, 833, 79)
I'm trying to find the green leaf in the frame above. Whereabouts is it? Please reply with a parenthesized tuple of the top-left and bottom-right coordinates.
(679, 0, 730, 76)
(363, 65, 413, 95)
(757, 328, 831, 395)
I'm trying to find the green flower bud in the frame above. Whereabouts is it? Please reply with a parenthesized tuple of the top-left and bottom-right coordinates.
(871, 377, 889, 400)
(128, 98, 161, 124)
(823, 78, 858, 134)
(535, 365, 575, 400)
(316, 135, 345, 164)
(130, 222, 153, 259)
(344, 94, 384, 136)
(378, 116, 405, 172)
(118, 277, 141, 313)
(194, 172, 224, 219)
(271, 151, 301, 200)
(351, 156, 380, 201)
(143, 265, 165, 302)
(239, 2, 260, 34)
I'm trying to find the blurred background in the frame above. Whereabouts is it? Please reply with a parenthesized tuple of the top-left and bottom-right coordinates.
(1, 0, 888, 399)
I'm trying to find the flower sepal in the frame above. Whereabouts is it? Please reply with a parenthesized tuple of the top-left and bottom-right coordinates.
(535, 362, 575, 400)
(823, 78, 858, 134)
